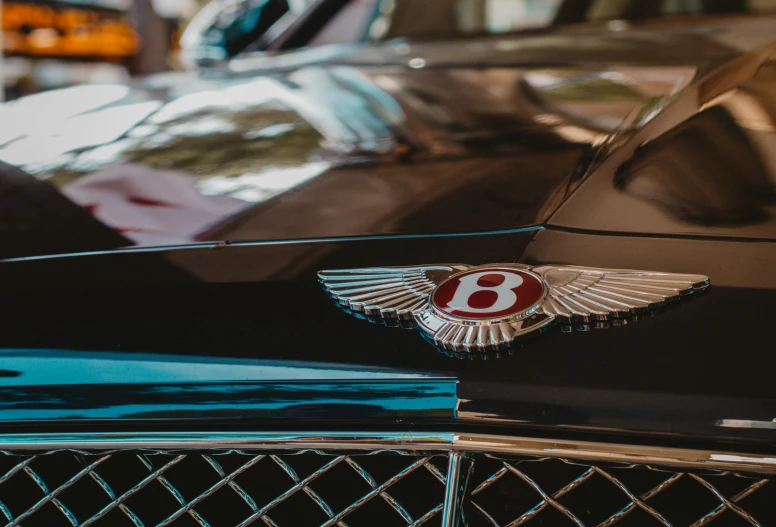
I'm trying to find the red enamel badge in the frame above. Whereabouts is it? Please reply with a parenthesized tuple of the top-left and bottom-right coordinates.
(432, 268, 544, 319)
(319, 263, 709, 353)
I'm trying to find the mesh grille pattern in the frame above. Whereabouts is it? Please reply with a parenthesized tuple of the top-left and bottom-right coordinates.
(0, 449, 774, 526)
(467, 455, 774, 527)
(0, 450, 448, 527)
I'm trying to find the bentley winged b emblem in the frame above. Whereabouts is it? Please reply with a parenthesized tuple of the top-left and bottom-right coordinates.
(318, 264, 709, 352)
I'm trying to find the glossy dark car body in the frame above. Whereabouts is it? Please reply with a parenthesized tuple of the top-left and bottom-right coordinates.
(0, 15, 775, 457)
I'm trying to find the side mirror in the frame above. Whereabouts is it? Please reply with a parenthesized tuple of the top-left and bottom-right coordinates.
(180, 0, 291, 67)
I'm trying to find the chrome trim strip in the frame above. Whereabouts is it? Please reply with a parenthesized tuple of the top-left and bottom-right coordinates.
(441, 452, 462, 527)
(441, 452, 472, 527)
(0, 431, 774, 474)
(459, 434, 776, 474)
(0, 226, 542, 263)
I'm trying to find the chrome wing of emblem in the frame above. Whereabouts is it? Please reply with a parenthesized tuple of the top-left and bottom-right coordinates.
(318, 264, 709, 352)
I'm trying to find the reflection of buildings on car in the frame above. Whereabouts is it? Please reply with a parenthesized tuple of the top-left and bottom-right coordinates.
(0, 51, 708, 260)
(0, 0, 198, 99)
(3, 0, 776, 262)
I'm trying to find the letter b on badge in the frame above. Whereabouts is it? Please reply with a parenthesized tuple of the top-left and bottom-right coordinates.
(446, 271, 523, 313)
(432, 267, 545, 320)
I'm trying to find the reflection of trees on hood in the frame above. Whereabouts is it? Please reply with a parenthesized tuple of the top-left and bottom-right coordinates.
(121, 106, 324, 179)
(44, 66, 411, 186)
(115, 66, 409, 178)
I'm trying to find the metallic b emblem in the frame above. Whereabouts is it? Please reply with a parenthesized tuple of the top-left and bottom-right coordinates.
(318, 263, 709, 353)
(432, 268, 544, 318)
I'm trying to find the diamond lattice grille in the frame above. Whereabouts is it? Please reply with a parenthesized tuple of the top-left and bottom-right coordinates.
(467, 455, 773, 527)
(0, 450, 447, 527)
(0, 449, 774, 526)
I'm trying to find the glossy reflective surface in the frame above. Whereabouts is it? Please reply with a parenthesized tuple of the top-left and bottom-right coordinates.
(551, 36, 776, 240)
(9, 18, 776, 257)
(1, 16, 776, 449)
(0, 229, 773, 447)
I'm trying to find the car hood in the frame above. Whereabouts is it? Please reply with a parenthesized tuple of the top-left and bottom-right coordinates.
(0, 227, 774, 446)
(3, 18, 776, 259)
(0, 20, 775, 447)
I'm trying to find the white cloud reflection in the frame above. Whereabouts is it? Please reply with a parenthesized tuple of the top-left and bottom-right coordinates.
(199, 162, 330, 202)
(165, 116, 237, 137)
(0, 97, 160, 167)
(146, 78, 284, 124)
(0, 85, 131, 149)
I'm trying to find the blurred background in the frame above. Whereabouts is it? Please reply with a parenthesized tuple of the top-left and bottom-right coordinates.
(1, 0, 221, 99)
(0, 0, 573, 100)
(9, 0, 775, 101)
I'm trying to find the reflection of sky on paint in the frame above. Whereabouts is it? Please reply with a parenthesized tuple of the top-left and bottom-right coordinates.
(0, 85, 130, 147)
(67, 138, 142, 172)
(0, 101, 161, 167)
(147, 79, 283, 124)
(0, 65, 405, 176)
(244, 123, 295, 139)
(0, 79, 292, 171)
(198, 162, 330, 202)
(0, 395, 457, 421)
(147, 70, 403, 150)
(165, 116, 237, 137)
(0, 350, 449, 385)
(0, 350, 457, 421)
(0, 84, 160, 168)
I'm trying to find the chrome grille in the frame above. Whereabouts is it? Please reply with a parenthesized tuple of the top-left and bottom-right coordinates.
(467, 455, 774, 527)
(0, 450, 448, 527)
(0, 447, 774, 527)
